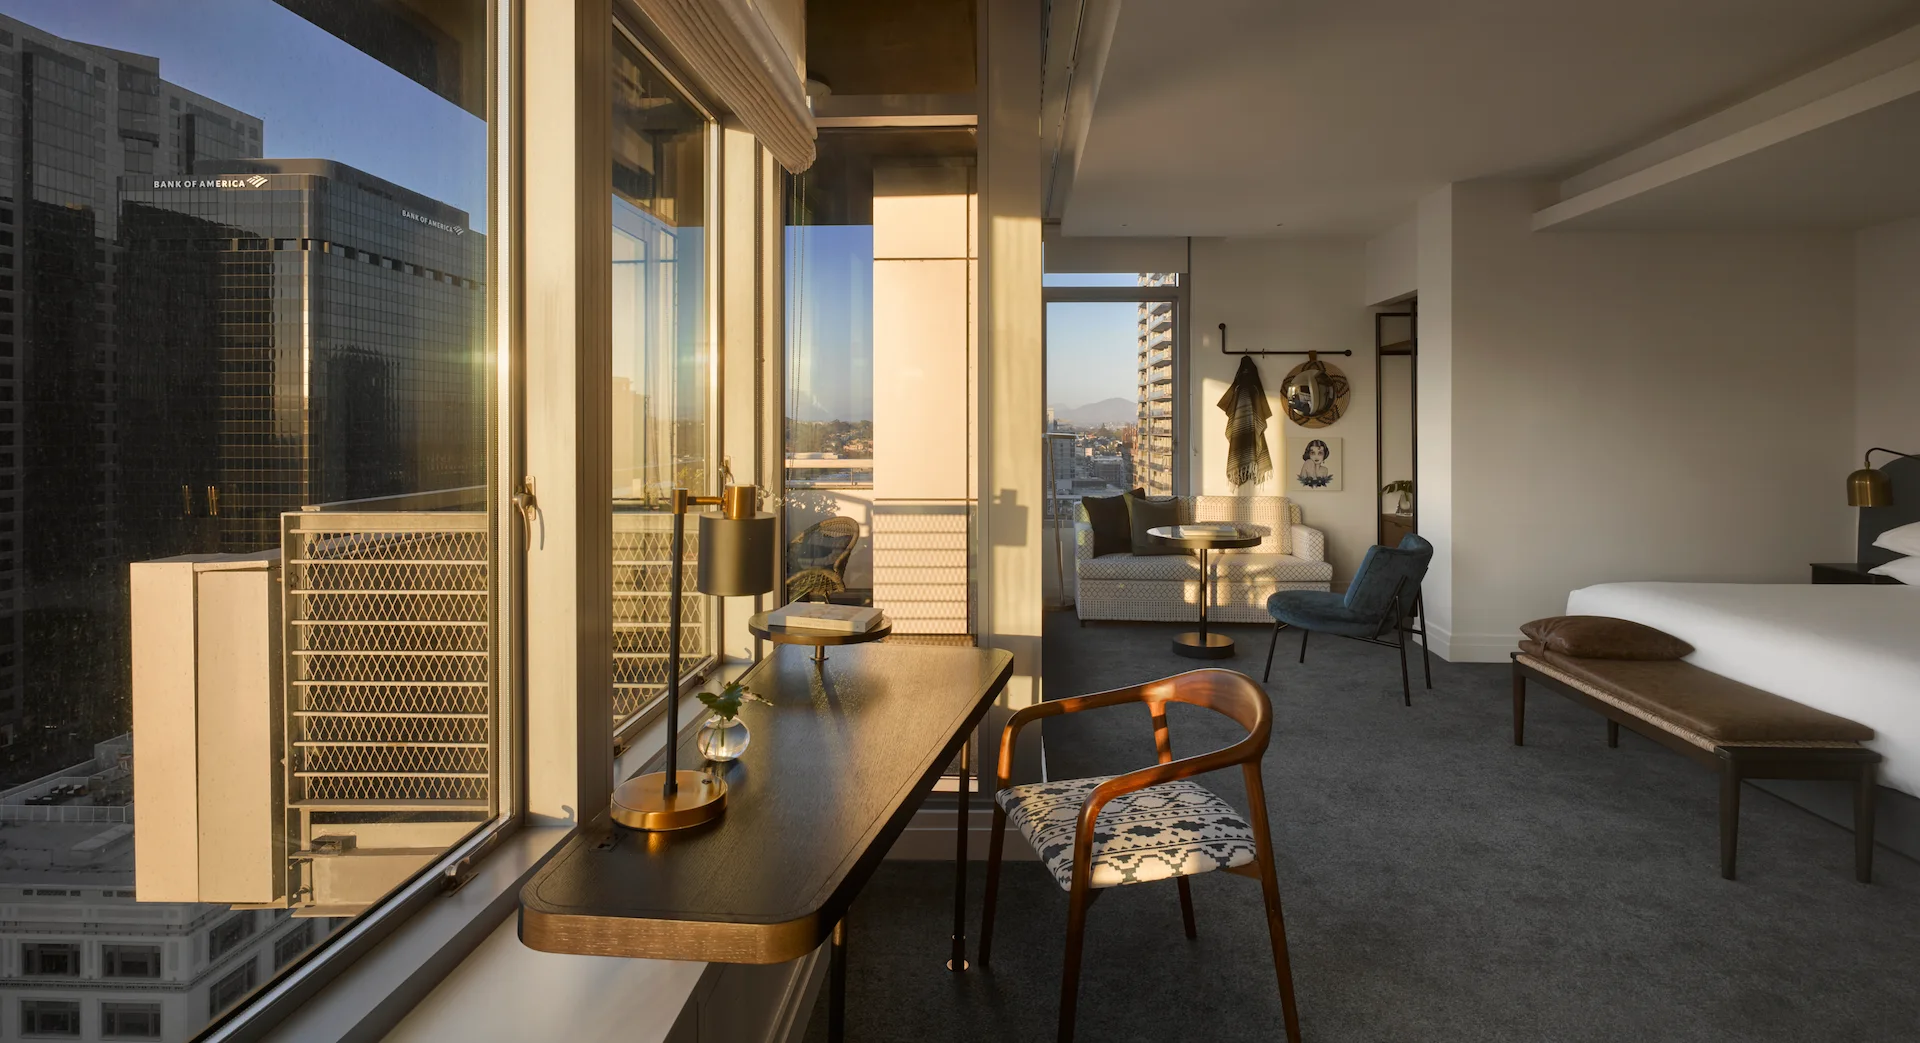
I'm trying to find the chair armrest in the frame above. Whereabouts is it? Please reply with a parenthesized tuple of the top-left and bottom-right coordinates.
(995, 683, 1158, 791)
(1074, 522, 1095, 562)
(1290, 523, 1326, 562)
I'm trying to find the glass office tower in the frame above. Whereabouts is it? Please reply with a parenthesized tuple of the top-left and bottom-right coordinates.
(117, 159, 487, 552)
(0, 14, 264, 763)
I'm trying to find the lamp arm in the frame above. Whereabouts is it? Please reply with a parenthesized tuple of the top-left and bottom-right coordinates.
(1864, 447, 1920, 467)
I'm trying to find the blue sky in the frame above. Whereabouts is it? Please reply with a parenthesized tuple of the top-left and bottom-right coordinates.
(1, 0, 488, 230)
(1047, 301, 1140, 411)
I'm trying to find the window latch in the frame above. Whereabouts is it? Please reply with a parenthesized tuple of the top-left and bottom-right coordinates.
(512, 477, 538, 548)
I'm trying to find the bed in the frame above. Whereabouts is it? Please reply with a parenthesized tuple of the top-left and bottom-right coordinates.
(1565, 581, 1920, 796)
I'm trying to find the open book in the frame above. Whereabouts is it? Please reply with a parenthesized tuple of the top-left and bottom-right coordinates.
(767, 602, 885, 634)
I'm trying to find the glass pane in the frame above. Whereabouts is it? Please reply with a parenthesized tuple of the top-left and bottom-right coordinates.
(0, 1, 496, 1032)
(784, 129, 976, 634)
(611, 33, 710, 728)
(1045, 296, 1178, 521)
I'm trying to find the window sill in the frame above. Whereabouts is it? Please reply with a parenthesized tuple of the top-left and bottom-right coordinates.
(250, 822, 571, 1043)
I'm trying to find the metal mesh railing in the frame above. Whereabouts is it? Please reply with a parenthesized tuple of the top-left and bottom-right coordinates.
(284, 515, 494, 811)
(612, 512, 715, 726)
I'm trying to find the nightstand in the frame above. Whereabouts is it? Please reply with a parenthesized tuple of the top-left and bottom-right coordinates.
(1810, 562, 1900, 585)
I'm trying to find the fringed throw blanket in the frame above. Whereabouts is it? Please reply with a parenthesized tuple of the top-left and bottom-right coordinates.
(1218, 355, 1273, 487)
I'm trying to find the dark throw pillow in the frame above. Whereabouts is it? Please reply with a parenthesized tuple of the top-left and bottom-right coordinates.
(1519, 615, 1694, 660)
(1081, 488, 1140, 558)
(1126, 493, 1185, 556)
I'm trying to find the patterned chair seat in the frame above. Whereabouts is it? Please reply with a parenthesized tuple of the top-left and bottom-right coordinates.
(997, 774, 1257, 890)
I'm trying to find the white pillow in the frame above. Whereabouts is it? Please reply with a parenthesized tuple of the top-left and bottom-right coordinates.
(1873, 520, 1920, 558)
(1868, 555, 1920, 586)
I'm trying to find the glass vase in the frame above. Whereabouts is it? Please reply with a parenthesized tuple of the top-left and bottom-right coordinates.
(696, 714, 751, 763)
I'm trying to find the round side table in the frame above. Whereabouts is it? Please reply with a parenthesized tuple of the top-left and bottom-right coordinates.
(1146, 525, 1263, 659)
(748, 611, 892, 663)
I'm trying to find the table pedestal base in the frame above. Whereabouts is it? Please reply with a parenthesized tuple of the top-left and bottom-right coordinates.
(1172, 632, 1235, 659)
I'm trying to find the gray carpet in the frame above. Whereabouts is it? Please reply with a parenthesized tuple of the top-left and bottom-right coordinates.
(804, 613, 1920, 1042)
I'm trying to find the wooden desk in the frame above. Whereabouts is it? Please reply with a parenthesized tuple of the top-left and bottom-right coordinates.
(519, 642, 1014, 1040)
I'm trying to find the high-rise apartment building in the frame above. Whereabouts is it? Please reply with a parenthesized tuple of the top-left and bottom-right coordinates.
(1134, 276, 1176, 495)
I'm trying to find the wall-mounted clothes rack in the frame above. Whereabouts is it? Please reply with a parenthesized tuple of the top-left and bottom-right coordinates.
(1218, 323, 1353, 357)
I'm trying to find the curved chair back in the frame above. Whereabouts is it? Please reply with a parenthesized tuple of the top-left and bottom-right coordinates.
(1343, 533, 1433, 627)
(1136, 668, 1272, 751)
(786, 516, 860, 575)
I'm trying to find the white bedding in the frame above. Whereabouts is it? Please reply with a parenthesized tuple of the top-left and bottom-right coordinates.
(1566, 582, 1920, 797)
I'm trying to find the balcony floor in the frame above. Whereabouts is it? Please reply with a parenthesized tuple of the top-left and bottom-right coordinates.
(805, 611, 1920, 1042)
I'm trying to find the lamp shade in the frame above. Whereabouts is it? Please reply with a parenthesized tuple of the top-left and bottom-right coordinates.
(1848, 467, 1892, 508)
(697, 511, 776, 596)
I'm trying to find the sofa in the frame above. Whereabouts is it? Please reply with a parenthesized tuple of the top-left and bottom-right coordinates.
(1074, 495, 1333, 623)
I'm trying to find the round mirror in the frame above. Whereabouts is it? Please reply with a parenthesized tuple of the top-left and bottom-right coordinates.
(1280, 357, 1350, 428)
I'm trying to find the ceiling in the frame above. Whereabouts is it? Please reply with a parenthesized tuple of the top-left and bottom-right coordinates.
(1539, 88, 1920, 231)
(1060, 0, 1920, 237)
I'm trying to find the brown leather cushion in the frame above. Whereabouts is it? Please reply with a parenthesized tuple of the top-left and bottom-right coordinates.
(1529, 651, 1874, 744)
(1520, 615, 1693, 660)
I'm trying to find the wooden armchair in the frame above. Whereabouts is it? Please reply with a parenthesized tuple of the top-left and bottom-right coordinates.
(979, 669, 1302, 1043)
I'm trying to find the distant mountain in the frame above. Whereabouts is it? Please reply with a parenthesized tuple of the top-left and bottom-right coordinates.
(1052, 397, 1135, 428)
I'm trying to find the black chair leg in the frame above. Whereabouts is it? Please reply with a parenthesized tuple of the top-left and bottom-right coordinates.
(979, 806, 1007, 966)
(1297, 628, 1310, 664)
(1416, 594, 1432, 689)
(1263, 623, 1282, 682)
(1176, 877, 1198, 939)
(1397, 629, 1411, 706)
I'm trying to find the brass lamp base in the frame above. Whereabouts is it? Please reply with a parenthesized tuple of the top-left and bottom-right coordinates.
(611, 770, 728, 831)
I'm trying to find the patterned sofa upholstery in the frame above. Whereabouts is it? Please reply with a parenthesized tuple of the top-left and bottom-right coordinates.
(1074, 495, 1332, 623)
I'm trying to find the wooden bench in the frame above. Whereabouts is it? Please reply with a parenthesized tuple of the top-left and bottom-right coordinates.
(1511, 650, 1880, 882)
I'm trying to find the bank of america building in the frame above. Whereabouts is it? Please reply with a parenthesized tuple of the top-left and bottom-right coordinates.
(117, 158, 486, 552)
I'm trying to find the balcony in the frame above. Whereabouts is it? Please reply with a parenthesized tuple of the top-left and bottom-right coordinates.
(784, 455, 876, 489)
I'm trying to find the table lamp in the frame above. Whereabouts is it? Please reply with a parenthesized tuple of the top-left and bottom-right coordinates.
(612, 485, 774, 831)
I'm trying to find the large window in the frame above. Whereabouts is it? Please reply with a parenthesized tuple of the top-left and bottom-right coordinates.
(1044, 274, 1182, 520)
(0, 2, 499, 1037)
(609, 30, 712, 727)
(782, 128, 977, 632)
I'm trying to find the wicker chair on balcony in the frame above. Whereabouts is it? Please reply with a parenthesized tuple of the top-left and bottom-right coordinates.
(784, 516, 860, 602)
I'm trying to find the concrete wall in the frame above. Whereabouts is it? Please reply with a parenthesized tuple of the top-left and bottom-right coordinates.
(1854, 215, 1920, 461)
(1432, 181, 1855, 660)
(1187, 237, 1375, 585)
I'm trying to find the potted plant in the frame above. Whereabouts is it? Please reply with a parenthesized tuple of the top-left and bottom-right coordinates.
(1381, 479, 1414, 516)
(695, 679, 765, 763)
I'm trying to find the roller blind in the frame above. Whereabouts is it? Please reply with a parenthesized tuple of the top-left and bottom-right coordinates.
(632, 0, 816, 172)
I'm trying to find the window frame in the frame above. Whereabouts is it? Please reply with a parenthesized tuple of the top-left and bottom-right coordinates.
(192, 0, 523, 1035)
(1041, 278, 1192, 497)
(21, 941, 83, 977)
(606, 14, 728, 751)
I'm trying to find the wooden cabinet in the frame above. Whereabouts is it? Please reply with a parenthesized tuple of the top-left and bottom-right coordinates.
(1380, 513, 1416, 548)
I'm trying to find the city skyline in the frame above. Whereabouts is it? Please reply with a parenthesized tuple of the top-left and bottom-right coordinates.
(0, 1, 487, 231)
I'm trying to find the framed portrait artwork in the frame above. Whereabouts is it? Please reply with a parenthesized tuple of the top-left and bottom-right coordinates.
(1289, 434, 1343, 492)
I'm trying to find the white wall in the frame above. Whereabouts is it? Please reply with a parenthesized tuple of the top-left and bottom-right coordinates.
(1365, 216, 1417, 306)
(1430, 180, 1855, 660)
(1187, 237, 1374, 584)
(1855, 215, 1920, 462)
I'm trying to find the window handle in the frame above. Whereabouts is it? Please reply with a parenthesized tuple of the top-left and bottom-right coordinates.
(512, 477, 539, 549)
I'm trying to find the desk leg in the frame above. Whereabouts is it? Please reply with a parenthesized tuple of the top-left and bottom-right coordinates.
(948, 732, 971, 972)
(829, 919, 847, 1042)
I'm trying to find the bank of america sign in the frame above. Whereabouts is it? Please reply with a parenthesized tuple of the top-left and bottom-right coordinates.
(150, 175, 272, 189)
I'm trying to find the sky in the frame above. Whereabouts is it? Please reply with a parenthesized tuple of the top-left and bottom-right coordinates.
(1047, 301, 1141, 412)
(0, 0, 488, 230)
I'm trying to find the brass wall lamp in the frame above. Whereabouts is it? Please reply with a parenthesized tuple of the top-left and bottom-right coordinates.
(1847, 448, 1919, 507)
(612, 485, 774, 831)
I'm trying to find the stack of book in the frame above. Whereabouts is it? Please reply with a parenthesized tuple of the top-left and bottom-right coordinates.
(766, 602, 885, 634)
